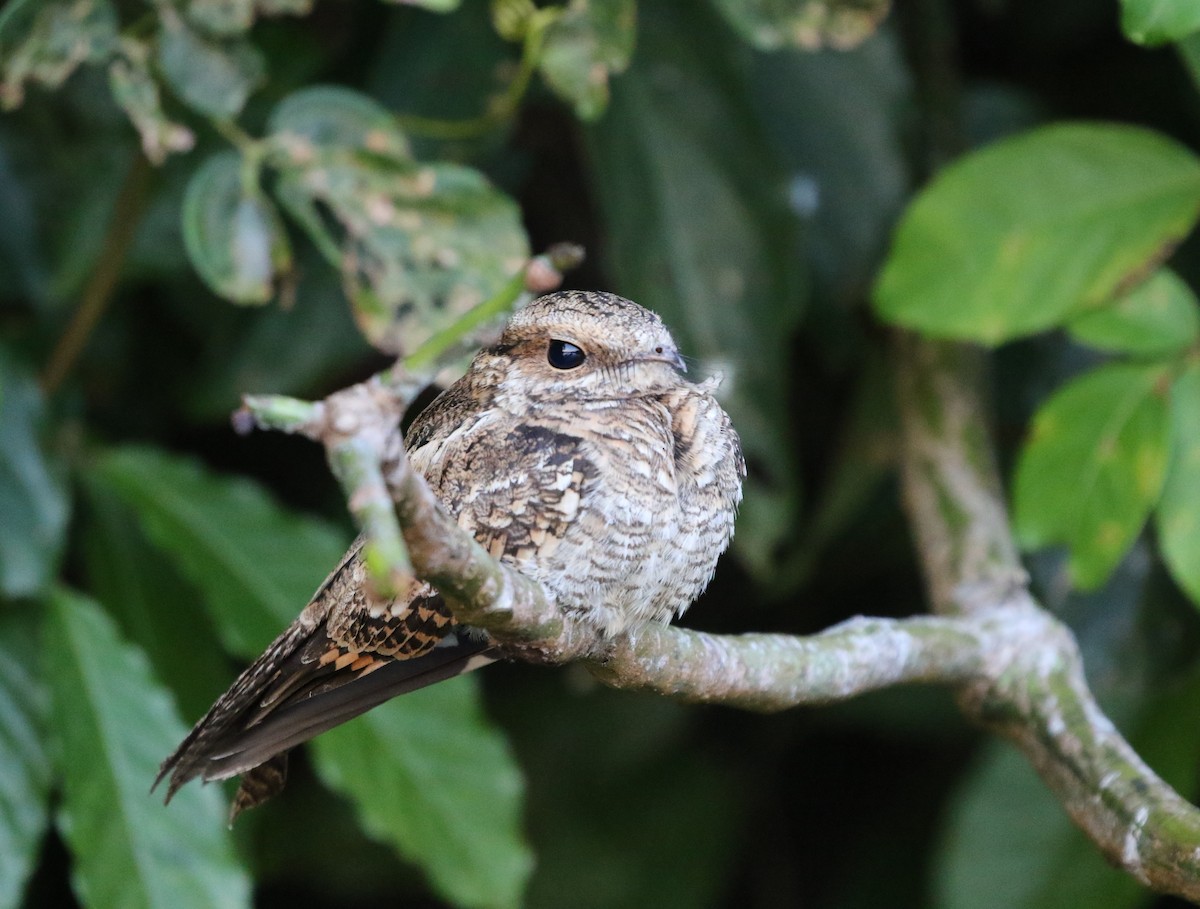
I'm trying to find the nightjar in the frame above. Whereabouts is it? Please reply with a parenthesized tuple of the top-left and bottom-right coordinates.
(157, 290, 745, 817)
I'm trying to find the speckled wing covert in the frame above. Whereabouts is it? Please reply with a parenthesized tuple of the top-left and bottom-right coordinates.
(153, 535, 495, 818)
(156, 289, 745, 819)
(154, 388, 599, 818)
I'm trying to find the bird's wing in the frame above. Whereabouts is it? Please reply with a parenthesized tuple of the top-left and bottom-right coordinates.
(158, 399, 596, 816)
(155, 537, 495, 815)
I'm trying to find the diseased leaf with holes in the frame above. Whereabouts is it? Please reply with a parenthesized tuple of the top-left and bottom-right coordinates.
(539, 0, 636, 121)
(108, 42, 195, 165)
(311, 678, 533, 909)
(0, 610, 49, 909)
(1120, 0, 1200, 46)
(0, 353, 70, 597)
(1156, 361, 1200, 607)
(268, 84, 410, 156)
(186, 0, 257, 36)
(87, 446, 348, 658)
(183, 150, 290, 304)
(586, 0, 804, 580)
(1066, 268, 1200, 356)
(47, 589, 251, 909)
(384, 0, 459, 9)
(184, 0, 313, 37)
(0, 0, 117, 110)
(271, 138, 528, 354)
(157, 6, 264, 118)
(874, 124, 1200, 345)
(707, 0, 889, 50)
(1013, 362, 1172, 589)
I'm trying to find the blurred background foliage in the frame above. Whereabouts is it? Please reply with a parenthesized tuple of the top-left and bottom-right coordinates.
(5, 0, 1200, 907)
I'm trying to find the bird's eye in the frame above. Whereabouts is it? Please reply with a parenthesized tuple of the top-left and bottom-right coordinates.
(547, 339, 586, 370)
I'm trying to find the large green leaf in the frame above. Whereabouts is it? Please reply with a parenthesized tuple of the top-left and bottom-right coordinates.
(46, 588, 250, 909)
(1155, 360, 1200, 608)
(1121, 0, 1200, 46)
(182, 150, 291, 304)
(311, 677, 533, 909)
(0, 353, 70, 597)
(511, 686, 742, 909)
(708, 0, 890, 50)
(538, 0, 636, 121)
(80, 479, 231, 719)
(934, 741, 1149, 909)
(1066, 267, 1200, 356)
(874, 123, 1200, 345)
(586, 0, 805, 578)
(1013, 362, 1172, 589)
(0, 609, 50, 909)
(87, 446, 349, 658)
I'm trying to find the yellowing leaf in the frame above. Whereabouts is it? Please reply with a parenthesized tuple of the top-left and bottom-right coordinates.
(1013, 362, 1172, 589)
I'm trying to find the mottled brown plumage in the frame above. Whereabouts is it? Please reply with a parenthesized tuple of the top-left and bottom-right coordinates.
(156, 290, 745, 817)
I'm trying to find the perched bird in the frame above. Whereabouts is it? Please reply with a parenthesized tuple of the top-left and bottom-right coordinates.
(156, 290, 745, 818)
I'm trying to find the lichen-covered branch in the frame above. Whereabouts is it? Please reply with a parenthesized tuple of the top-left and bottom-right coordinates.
(893, 333, 1200, 902)
(235, 285, 1200, 903)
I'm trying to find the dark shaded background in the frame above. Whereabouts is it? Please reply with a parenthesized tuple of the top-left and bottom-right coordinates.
(6, 0, 1200, 907)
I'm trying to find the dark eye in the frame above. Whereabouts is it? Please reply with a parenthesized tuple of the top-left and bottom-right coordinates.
(547, 339, 586, 370)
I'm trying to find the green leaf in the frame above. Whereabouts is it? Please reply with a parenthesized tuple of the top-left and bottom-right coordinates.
(874, 123, 1200, 345)
(80, 478, 231, 719)
(46, 588, 250, 909)
(108, 42, 195, 165)
(382, 0, 459, 10)
(0, 0, 118, 110)
(510, 688, 742, 909)
(271, 142, 529, 355)
(87, 446, 349, 658)
(182, 0, 315, 34)
(1013, 361, 1172, 589)
(157, 7, 264, 119)
(0, 609, 50, 909)
(1155, 360, 1200, 607)
(585, 0, 805, 580)
(539, 0, 636, 121)
(311, 677, 533, 909)
(708, 0, 889, 50)
(934, 741, 1148, 909)
(183, 150, 290, 305)
(1067, 267, 1200, 356)
(1121, 0, 1200, 46)
(0, 353, 70, 597)
(267, 84, 410, 158)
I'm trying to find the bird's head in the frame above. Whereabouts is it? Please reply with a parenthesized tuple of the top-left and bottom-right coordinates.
(482, 291, 687, 403)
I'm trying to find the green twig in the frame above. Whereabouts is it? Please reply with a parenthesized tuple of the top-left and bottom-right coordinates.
(328, 435, 414, 601)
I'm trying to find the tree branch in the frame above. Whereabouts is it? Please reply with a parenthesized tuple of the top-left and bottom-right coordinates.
(893, 333, 1200, 901)
(236, 311, 1200, 904)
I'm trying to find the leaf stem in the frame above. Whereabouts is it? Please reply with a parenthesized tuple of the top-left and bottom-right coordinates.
(41, 153, 152, 394)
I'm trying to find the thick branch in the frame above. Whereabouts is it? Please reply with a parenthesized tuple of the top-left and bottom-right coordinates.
(236, 307, 1200, 902)
(893, 333, 1200, 901)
